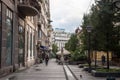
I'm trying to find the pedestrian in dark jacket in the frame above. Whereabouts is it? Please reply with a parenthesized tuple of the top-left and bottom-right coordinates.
(45, 54, 49, 66)
(101, 55, 106, 66)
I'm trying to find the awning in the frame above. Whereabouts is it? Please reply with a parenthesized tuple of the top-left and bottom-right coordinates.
(40, 46, 48, 50)
(56, 48, 71, 55)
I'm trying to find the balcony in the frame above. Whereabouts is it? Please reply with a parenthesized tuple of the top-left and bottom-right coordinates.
(18, 0, 39, 16)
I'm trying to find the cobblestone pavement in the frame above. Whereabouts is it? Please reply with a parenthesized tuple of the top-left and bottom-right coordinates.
(0, 59, 66, 80)
(68, 65, 120, 80)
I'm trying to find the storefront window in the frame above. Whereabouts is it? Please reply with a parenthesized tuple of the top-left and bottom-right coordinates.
(30, 33, 32, 57)
(6, 8, 13, 66)
(33, 34, 35, 57)
(27, 25, 29, 58)
(18, 25, 24, 66)
(27, 31, 29, 58)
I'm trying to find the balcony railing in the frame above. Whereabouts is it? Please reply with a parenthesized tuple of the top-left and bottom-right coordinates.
(18, 0, 39, 16)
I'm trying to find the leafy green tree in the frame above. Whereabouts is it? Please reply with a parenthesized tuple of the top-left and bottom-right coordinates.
(65, 33, 87, 62)
(80, 0, 117, 69)
(65, 34, 79, 52)
(92, 0, 116, 69)
(80, 14, 91, 50)
(71, 49, 87, 61)
(52, 44, 58, 55)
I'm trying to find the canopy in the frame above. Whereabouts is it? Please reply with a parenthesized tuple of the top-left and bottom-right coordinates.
(40, 46, 48, 50)
(56, 48, 71, 55)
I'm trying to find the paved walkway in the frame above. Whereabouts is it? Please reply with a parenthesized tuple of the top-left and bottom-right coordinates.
(1, 59, 120, 80)
(0, 59, 66, 80)
(68, 65, 120, 80)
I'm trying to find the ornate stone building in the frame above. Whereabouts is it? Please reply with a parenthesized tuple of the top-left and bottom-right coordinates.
(0, 0, 51, 77)
(53, 28, 71, 51)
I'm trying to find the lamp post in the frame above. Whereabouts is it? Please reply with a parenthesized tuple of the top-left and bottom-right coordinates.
(61, 47, 64, 65)
(86, 26, 92, 72)
(114, 0, 120, 9)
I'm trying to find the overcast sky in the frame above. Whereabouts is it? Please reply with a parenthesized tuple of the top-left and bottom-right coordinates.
(50, 0, 95, 33)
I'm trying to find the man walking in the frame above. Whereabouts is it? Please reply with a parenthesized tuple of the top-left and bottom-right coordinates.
(45, 54, 49, 66)
(101, 55, 106, 66)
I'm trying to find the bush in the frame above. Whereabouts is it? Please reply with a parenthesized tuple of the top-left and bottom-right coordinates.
(71, 49, 87, 61)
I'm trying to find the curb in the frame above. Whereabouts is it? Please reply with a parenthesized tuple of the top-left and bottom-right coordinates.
(66, 65, 79, 80)
(63, 65, 69, 80)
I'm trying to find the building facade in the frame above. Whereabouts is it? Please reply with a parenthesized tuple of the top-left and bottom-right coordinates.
(37, 0, 52, 59)
(0, 0, 19, 76)
(53, 28, 71, 51)
(0, 0, 51, 77)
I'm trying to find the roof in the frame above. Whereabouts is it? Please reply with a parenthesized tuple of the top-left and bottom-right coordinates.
(56, 48, 71, 55)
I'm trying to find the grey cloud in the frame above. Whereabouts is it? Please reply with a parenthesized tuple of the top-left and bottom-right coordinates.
(50, 0, 94, 33)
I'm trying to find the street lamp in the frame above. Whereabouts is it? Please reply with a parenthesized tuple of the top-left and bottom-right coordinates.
(61, 47, 64, 65)
(114, 0, 120, 9)
(86, 26, 92, 72)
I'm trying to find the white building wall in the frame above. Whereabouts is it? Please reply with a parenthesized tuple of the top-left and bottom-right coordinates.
(53, 28, 71, 51)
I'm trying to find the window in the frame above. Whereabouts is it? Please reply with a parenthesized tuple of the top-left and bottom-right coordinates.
(6, 8, 13, 66)
(18, 25, 24, 65)
(26, 25, 29, 58)
(38, 29, 42, 38)
(30, 33, 32, 57)
(33, 34, 35, 57)
(27, 31, 29, 58)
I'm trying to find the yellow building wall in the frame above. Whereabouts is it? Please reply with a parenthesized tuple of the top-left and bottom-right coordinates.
(92, 51, 112, 61)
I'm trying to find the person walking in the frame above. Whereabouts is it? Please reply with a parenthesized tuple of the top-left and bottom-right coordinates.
(45, 54, 49, 66)
(101, 55, 106, 66)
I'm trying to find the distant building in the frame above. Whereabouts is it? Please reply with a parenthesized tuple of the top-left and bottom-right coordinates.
(52, 28, 71, 51)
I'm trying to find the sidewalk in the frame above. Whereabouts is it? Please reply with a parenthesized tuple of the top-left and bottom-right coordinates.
(68, 65, 120, 80)
(0, 59, 66, 80)
(1, 59, 120, 80)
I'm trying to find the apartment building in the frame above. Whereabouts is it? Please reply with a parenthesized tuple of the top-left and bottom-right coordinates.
(53, 28, 71, 51)
(0, 0, 51, 77)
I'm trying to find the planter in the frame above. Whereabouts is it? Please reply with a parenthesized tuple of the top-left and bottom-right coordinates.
(83, 67, 95, 72)
(78, 64, 84, 68)
(69, 61, 86, 65)
(91, 70, 120, 77)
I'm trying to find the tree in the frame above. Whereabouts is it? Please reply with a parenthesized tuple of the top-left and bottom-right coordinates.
(81, 0, 117, 69)
(52, 44, 58, 55)
(92, 0, 115, 69)
(65, 34, 79, 52)
(80, 14, 92, 51)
